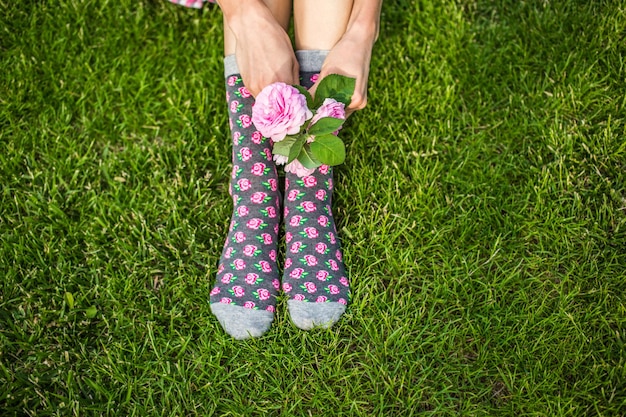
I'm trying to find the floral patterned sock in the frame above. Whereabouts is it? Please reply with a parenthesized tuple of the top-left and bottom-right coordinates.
(210, 56, 281, 339)
(281, 50, 351, 330)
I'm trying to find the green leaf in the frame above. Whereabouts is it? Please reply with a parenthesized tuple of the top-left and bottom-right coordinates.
(272, 135, 299, 156)
(308, 117, 345, 136)
(64, 292, 74, 309)
(85, 306, 98, 319)
(287, 135, 307, 164)
(313, 74, 356, 108)
(293, 84, 313, 109)
(309, 134, 346, 166)
(298, 145, 322, 169)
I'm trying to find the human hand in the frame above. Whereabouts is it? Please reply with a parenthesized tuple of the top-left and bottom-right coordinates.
(225, 1, 299, 97)
(308, 27, 377, 116)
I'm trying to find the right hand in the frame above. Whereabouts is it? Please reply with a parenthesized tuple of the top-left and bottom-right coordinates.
(224, 1, 299, 97)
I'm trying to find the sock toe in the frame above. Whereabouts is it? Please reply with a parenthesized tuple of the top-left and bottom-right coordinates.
(287, 300, 346, 330)
(211, 303, 274, 340)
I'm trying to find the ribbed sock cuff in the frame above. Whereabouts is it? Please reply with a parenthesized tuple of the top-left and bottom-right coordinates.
(224, 54, 239, 77)
(296, 50, 329, 72)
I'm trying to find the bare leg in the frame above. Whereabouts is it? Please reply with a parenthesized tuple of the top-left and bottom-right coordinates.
(294, 0, 353, 50)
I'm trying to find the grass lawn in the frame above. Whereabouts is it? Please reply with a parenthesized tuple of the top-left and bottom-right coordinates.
(1, 0, 625, 415)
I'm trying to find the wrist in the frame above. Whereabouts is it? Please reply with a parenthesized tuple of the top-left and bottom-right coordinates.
(218, 0, 269, 34)
(345, 20, 379, 45)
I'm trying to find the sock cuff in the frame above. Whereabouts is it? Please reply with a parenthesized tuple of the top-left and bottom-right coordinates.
(224, 54, 239, 77)
(296, 50, 329, 73)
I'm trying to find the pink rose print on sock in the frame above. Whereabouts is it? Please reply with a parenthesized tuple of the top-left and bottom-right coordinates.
(230, 100, 240, 113)
(327, 284, 340, 295)
(338, 298, 347, 305)
(290, 268, 304, 279)
(227, 75, 239, 86)
(285, 232, 293, 243)
(265, 206, 277, 218)
(301, 201, 316, 212)
(316, 296, 328, 303)
(274, 223, 279, 234)
(224, 247, 234, 259)
(210, 287, 220, 296)
(327, 232, 336, 244)
(237, 178, 251, 192)
(336, 250, 343, 261)
(310, 74, 319, 84)
(318, 215, 329, 227)
(290, 241, 304, 253)
(263, 148, 272, 161)
(339, 276, 349, 287)
(268, 178, 277, 191)
(243, 301, 255, 309)
(304, 227, 319, 239)
(250, 130, 263, 144)
(240, 147, 252, 161)
(316, 270, 330, 281)
(245, 273, 259, 285)
(231, 165, 240, 179)
(294, 294, 306, 301)
(231, 286, 245, 297)
(285, 178, 290, 189)
(258, 260, 272, 273)
(250, 192, 268, 204)
(284, 258, 292, 268)
(315, 190, 327, 201)
(243, 245, 259, 257)
(220, 297, 232, 304)
(315, 242, 328, 254)
(246, 218, 264, 230)
(237, 206, 249, 217)
(234, 232, 246, 243)
(251, 163, 266, 176)
(282, 282, 292, 292)
(239, 114, 253, 128)
(303, 176, 317, 187)
(290, 215, 304, 227)
(269, 249, 277, 261)
(217, 264, 224, 274)
(287, 189, 302, 202)
(327, 178, 333, 189)
(272, 279, 280, 290)
(266, 305, 275, 312)
(328, 259, 339, 271)
(232, 259, 246, 270)
(239, 86, 252, 98)
(261, 233, 273, 245)
(256, 288, 271, 301)
(229, 220, 237, 232)
(303, 255, 318, 266)
(232, 131, 242, 145)
(318, 165, 330, 174)
(303, 282, 317, 293)
(221, 273, 234, 284)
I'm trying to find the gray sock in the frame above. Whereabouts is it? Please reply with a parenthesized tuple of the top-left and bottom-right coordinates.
(282, 50, 351, 330)
(210, 55, 281, 339)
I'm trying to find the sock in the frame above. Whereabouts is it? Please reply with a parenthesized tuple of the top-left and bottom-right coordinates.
(210, 55, 281, 339)
(281, 50, 351, 330)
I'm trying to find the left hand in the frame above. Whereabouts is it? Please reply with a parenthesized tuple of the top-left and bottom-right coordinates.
(308, 28, 377, 116)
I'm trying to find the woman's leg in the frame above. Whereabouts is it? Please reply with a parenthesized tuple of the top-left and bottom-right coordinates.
(280, 0, 354, 330)
(210, 0, 292, 340)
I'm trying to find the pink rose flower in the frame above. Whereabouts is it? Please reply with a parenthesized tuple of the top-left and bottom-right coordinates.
(304, 255, 318, 266)
(290, 241, 303, 253)
(336, 250, 343, 261)
(338, 298, 347, 305)
(282, 282, 292, 292)
(328, 259, 339, 271)
(315, 190, 327, 201)
(318, 165, 330, 174)
(232, 286, 245, 297)
(220, 297, 232, 304)
(234, 232, 246, 243)
(316, 296, 328, 303)
(239, 114, 253, 128)
(315, 242, 328, 254)
(318, 215, 329, 227)
(250, 192, 268, 204)
(266, 206, 277, 218)
(269, 249, 277, 261)
(304, 227, 319, 239)
(328, 232, 336, 244)
(227, 75, 238, 86)
(221, 273, 234, 284)
(251, 163, 266, 176)
(238, 86, 251, 98)
(243, 245, 258, 257)
(272, 279, 280, 290)
(210, 287, 220, 296)
(237, 206, 249, 217)
(232, 131, 242, 145)
(310, 74, 319, 84)
(285, 159, 315, 178)
(339, 276, 349, 287)
(304, 282, 317, 293)
(237, 178, 251, 192)
(290, 216, 303, 227)
(245, 273, 259, 285)
(233, 259, 246, 270)
(287, 189, 301, 202)
(290, 268, 304, 279)
(285, 232, 293, 242)
(268, 178, 278, 191)
(310, 98, 346, 128)
(302, 176, 317, 187)
(246, 218, 264, 230)
(266, 305, 275, 312)
(243, 301, 255, 309)
(261, 233, 273, 245)
(251, 130, 263, 144)
(230, 100, 240, 113)
(301, 201, 316, 212)
(316, 270, 330, 281)
(294, 294, 306, 301)
(328, 284, 340, 295)
(256, 288, 270, 301)
(259, 260, 272, 273)
(252, 82, 312, 142)
(284, 258, 292, 268)
(224, 247, 234, 259)
(239, 147, 252, 161)
(231, 165, 240, 179)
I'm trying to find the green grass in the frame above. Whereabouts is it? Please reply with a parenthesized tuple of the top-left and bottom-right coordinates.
(1, 0, 625, 415)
